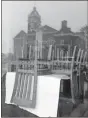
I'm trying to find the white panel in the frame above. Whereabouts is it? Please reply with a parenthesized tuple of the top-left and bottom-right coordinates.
(48, 45, 52, 60)
(5, 72, 16, 104)
(21, 75, 61, 117)
(25, 75, 30, 99)
(30, 76, 34, 100)
(22, 74, 27, 98)
(5, 72, 65, 117)
(18, 74, 24, 98)
(15, 73, 21, 97)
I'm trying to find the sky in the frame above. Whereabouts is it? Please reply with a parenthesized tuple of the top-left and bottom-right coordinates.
(2, 1, 87, 54)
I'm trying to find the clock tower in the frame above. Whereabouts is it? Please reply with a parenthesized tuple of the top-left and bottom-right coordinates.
(28, 7, 41, 33)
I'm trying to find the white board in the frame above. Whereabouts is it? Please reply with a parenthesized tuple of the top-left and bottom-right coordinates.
(5, 72, 69, 117)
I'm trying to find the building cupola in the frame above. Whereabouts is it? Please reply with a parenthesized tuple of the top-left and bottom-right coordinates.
(28, 7, 41, 33)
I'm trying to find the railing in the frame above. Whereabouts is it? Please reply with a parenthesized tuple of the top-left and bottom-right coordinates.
(8, 44, 88, 74)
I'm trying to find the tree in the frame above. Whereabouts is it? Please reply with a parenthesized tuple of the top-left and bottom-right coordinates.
(80, 25, 88, 34)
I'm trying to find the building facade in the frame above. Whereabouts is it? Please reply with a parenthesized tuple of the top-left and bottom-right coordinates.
(13, 7, 85, 60)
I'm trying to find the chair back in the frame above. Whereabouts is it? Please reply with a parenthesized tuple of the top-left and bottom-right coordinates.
(11, 40, 38, 108)
(51, 45, 77, 75)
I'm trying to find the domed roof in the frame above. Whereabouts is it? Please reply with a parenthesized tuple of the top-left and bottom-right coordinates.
(28, 7, 41, 19)
(28, 7, 41, 32)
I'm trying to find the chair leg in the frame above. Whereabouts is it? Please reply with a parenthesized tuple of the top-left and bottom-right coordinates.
(70, 73, 75, 104)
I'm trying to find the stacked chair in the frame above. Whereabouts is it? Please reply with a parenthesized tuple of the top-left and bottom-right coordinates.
(9, 40, 87, 109)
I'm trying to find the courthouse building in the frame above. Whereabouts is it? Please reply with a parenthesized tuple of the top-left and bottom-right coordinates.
(13, 7, 85, 60)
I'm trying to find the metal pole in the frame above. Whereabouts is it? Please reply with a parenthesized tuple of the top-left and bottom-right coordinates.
(32, 30, 38, 107)
(34, 39, 37, 79)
